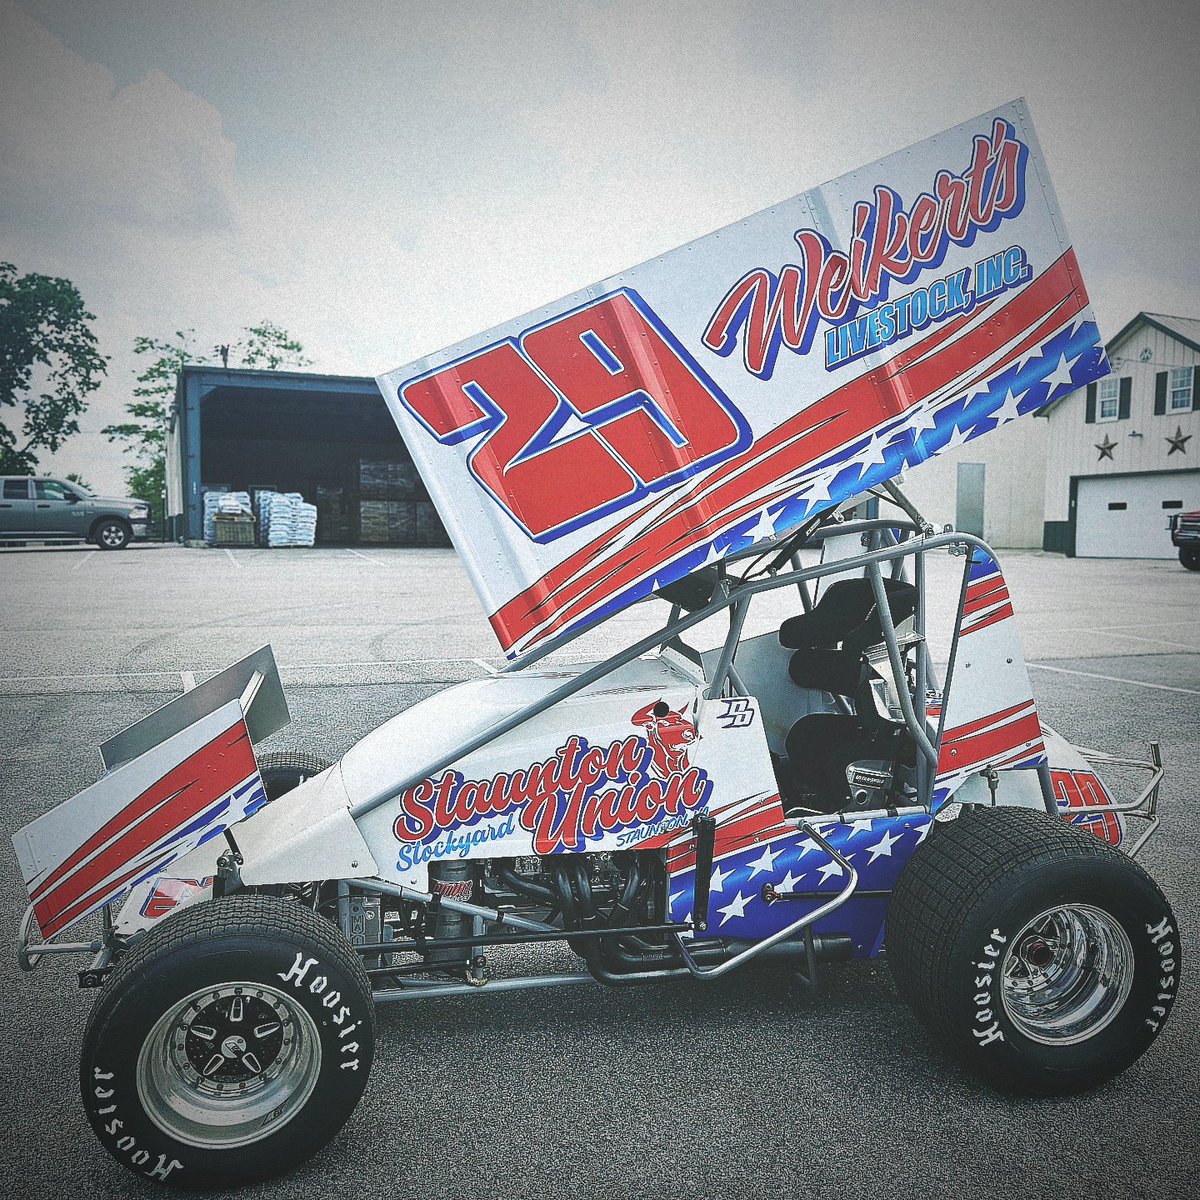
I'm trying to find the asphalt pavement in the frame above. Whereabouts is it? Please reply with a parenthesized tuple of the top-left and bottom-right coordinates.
(1, 543, 1196, 1200)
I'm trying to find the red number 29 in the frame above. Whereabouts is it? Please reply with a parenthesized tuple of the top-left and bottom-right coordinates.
(398, 290, 749, 542)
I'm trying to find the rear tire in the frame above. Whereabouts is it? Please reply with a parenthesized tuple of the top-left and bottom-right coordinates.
(886, 806, 1178, 1094)
(1180, 547, 1200, 571)
(94, 518, 131, 550)
(257, 751, 331, 801)
(80, 894, 373, 1189)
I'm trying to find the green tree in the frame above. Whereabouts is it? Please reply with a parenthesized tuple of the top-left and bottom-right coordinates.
(65, 471, 93, 493)
(0, 262, 107, 474)
(103, 323, 310, 506)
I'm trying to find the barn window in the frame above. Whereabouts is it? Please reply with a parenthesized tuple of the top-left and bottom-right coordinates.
(1097, 377, 1120, 421)
(1169, 367, 1193, 411)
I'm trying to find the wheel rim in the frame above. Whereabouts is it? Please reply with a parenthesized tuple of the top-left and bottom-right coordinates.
(138, 982, 321, 1149)
(100, 525, 124, 547)
(999, 904, 1134, 1046)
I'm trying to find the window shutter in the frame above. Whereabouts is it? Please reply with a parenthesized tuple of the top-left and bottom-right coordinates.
(1193, 365, 1200, 411)
(1085, 383, 1096, 423)
(1154, 371, 1168, 415)
(1118, 377, 1132, 420)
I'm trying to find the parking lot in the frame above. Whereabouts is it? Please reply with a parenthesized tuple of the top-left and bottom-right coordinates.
(1, 543, 1197, 1200)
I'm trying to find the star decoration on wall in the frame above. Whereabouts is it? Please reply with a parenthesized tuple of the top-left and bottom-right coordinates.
(1095, 435, 1118, 461)
(1166, 426, 1192, 456)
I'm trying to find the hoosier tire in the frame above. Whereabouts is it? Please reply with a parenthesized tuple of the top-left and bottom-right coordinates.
(886, 806, 1178, 1094)
(256, 750, 332, 801)
(81, 895, 373, 1189)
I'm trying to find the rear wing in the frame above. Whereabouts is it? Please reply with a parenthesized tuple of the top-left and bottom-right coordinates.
(12, 647, 288, 940)
(379, 98, 1108, 660)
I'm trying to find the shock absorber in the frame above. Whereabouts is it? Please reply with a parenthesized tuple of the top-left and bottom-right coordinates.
(426, 860, 476, 966)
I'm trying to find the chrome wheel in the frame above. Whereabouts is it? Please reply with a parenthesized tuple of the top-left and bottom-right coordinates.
(1000, 904, 1134, 1046)
(98, 523, 127, 548)
(137, 982, 321, 1149)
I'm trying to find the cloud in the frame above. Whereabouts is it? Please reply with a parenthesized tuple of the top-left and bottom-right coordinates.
(0, 5, 237, 238)
(1, 0, 1197, 495)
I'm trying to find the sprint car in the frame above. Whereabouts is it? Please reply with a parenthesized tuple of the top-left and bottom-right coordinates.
(11, 100, 1180, 1189)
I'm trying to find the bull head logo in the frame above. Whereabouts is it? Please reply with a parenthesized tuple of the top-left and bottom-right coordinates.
(632, 699, 698, 779)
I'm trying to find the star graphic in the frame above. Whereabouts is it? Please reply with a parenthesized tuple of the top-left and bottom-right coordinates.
(669, 889, 685, 911)
(747, 506, 780, 543)
(991, 385, 1025, 425)
(864, 828, 900, 863)
(747, 843, 782, 878)
(1040, 350, 1079, 395)
(1167, 426, 1192, 456)
(793, 837, 822, 860)
(717, 889, 751, 925)
(777, 869, 804, 894)
(846, 817, 875, 839)
(804, 470, 836, 504)
(1095, 434, 1117, 461)
(709, 862, 733, 894)
(856, 427, 896, 470)
(904, 399, 943, 438)
(942, 422, 974, 451)
(816, 858, 845, 884)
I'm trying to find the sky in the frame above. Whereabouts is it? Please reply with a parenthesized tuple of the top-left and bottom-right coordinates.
(2, 0, 1198, 495)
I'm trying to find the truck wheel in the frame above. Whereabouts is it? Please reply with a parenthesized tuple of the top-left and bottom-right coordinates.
(94, 518, 131, 550)
(886, 806, 1178, 1094)
(257, 750, 331, 800)
(80, 895, 373, 1189)
(1180, 548, 1200, 571)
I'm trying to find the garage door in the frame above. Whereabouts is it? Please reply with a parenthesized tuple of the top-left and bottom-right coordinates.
(1075, 471, 1200, 558)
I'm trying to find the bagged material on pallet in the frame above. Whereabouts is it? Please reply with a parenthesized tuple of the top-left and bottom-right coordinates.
(202, 489, 250, 544)
(292, 501, 317, 548)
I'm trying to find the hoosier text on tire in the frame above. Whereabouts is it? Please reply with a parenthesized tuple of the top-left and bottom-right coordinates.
(885, 806, 1178, 1094)
(80, 895, 374, 1189)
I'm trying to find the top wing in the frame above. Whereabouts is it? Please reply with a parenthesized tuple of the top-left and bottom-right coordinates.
(378, 99, 1108, 659)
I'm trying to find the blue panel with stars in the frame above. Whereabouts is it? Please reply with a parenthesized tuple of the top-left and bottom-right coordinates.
(668, 812, 934, 956)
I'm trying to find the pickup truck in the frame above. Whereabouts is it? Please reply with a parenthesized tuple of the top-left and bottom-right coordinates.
(0, 476, 150, 549)
(1169, 509, 1200, 570)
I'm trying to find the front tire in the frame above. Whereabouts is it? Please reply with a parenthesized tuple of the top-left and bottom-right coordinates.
(80, 895, 373, 1189)
(94, 518, 131, 550)
(1180, 547, 1200, 571)
(886, 807, 1178, 1094)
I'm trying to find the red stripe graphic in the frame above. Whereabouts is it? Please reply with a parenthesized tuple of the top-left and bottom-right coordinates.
(938, 703, 1044, 776)
(650, 795, 784, 869)
(963, 576, 1009, 615)
(491, 250, 1089, 653)
(962, 603, 1015, 636)
(32, 722, 256, 937)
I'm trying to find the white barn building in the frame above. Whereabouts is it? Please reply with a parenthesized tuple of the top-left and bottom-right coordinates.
(1040, 313, 1200, 558)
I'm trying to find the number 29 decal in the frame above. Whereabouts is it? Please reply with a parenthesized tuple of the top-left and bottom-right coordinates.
(397, 289, 751, 543)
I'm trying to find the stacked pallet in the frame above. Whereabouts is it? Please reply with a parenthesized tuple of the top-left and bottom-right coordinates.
(202, 489, 252, 544)
(359, 499, 390, 543)
(356, 457, 451, 545)
(258, 491, 318, 547)
(358, 459, 419, 500)
(315, 486, 354, 543)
